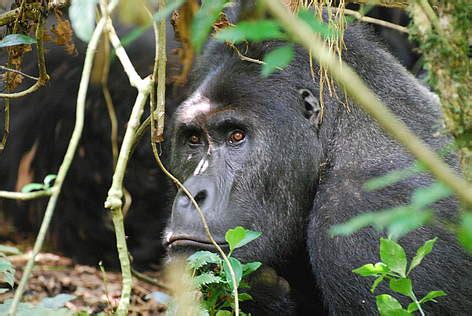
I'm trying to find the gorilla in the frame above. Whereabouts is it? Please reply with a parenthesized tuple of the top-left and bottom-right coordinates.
(0, 5, 420, 272)
(163, 8, 472, 316)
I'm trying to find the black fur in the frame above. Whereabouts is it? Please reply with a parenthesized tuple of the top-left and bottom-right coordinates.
(164, 18, 471, 316)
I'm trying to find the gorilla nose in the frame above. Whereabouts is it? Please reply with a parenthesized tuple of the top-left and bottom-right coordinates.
(173, 176, 216, 217)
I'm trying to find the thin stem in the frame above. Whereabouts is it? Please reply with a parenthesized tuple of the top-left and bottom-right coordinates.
(0, 189, 52, 200)
(107, 21, 143, 88)
(100, 28, 119, 166)
(131, 268, 169, 290)
(341, 8, 408, 33)
(7, 17, 107, 316)
(150, 1, 240, 311)
(411, 292, 426, 316)
(103, 12, 153, 316)
(0, 65, 39, 80)
(263, 0, 472, 206)
(0, 99, 9, 151)
(104, 80, 152, 316)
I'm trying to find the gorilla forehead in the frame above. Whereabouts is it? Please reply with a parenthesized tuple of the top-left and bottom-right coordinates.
(176, 42, 310, 123)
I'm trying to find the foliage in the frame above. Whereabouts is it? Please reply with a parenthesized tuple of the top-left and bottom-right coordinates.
(353, 238, 446, 315)
(186, 226, 262, 316)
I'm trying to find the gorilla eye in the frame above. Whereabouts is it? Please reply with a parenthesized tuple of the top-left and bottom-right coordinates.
(188, 134, 202, 145)
(229, 130, 245, 144)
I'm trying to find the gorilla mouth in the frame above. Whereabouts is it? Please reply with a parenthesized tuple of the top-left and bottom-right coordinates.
(165, 234, 228, 251)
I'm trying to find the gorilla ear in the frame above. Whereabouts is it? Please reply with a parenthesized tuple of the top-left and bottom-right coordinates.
(298, 89, 321, 126)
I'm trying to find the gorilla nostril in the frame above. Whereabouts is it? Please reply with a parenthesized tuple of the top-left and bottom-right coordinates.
(194, 190, 207, 205)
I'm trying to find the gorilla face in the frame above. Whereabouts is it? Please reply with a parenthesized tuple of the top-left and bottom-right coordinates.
(164, 55, 324, 266)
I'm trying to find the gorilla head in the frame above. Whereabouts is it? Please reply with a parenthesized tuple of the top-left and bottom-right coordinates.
(162, 18, 472, 316)
(164, 43, 324, 267)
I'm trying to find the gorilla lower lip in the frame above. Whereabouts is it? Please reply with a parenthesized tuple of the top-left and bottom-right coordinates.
(166, 236, 228, 250)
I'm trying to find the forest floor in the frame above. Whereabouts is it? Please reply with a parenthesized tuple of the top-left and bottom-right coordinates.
(0, 251, 168, 315)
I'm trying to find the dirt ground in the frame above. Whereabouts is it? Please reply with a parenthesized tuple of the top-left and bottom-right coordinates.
(0, 252, 168, 315)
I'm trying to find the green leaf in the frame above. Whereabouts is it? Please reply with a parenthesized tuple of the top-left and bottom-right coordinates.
(389, 278, 413, 297)
(223, 257, 243, 290)
(38, 294, 76, 309)
(352, 262, 389, 277)
(330, 212, 376, 236)
(187, 250, 221, 270)
(0, 245, 20, 255)
(0, 34, 36, 48)
(69, 0, 98, 42)
(363, 164, 422, 192)
(419, 290, 447, 304)
(21, 183, 45, 193)
(242, 261, 262, 276)
(376, 294, 410, 316)
(386, 209, 432, 241)
(407, 302, 419, 313)
(261, 45, 294, 77)
(371, 275, 385, 293)
(193, 272, 224, 288)
(215, 20, 285, 43)
(238, 293, 253, 302)
(411, 182, 452, 209)
(215, 310, 232, 316)
(408, 238, 437, 275)
(330, 207, 431, 240)
(458, 212, 472, 254)
(191, 0, 229, 53)
(297, 9, 336, 39)
(43, 175, 57, 188)
(225, 226, 261, 254)
(380, 238, 407, 277)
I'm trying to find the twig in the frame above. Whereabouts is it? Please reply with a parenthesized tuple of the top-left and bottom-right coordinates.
(0, 98, 9, 151)
(0, 189, 52, 200)
(0, 65, 39, 81)
(104, 79, 151, 316)
(154, 0, 167, 143)
(150, 1, 240, 313)
(345, 0, 408, 8)
(7, 16, 108, 316)
(262, 0, 472, 206)
(341, 8, 408, 33)
(100, 30, 119, 166)
(103, 10, 152, 315)
(131, 268, 169, 290)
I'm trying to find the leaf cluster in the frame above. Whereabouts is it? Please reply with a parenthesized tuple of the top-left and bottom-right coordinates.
(353, 238, 446, 315)
(186, 226, 262, 316)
